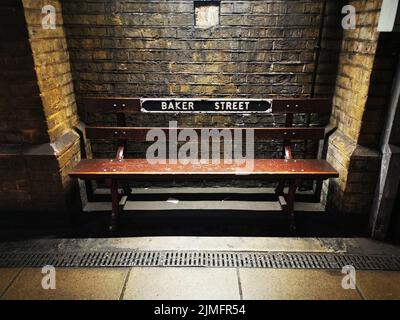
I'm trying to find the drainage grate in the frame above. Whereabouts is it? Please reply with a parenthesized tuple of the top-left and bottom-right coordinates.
(1, 251, 400, 271)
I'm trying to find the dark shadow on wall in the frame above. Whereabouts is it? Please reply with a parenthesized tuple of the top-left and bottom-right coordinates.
(359, 32, 400, 149)
(312, 0, 344, 99)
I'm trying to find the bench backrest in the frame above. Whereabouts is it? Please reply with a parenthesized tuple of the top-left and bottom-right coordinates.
(81, 97, 331, 143)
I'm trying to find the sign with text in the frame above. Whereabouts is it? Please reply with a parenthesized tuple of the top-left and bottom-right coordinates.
(140, 98, 272, 114)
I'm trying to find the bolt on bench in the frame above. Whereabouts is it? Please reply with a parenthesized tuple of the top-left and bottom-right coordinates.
(69, 97, 339, 232)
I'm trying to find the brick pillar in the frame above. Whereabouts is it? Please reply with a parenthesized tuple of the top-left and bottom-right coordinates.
(0, 0, 80, 225)
(323, 0, 392, 218)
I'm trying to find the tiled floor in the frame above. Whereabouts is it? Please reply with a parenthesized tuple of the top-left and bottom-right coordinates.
(122, 268, 240, 300)
(356, 271, 400, 300)
(238, 269, 362, 300)
(1, 267, 400, 300)
(0, 268, 21, 297)
(1, 237, 399, 300)
(2, 268, 129, 300)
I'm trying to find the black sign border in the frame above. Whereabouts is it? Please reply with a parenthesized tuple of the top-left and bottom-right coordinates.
(140, 98, 273, 114)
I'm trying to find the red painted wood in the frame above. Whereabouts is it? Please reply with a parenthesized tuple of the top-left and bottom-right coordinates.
(69, 159, 339, 180)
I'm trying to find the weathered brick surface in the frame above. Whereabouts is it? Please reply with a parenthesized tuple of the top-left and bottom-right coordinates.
(23, 0, 79, 142)
(0, 0, 81, 221)
(61, 0, 326, 164)
(0, 1, 49, 144)
(63, 0, 323, 101)
(323, 0, 400, 216)
(329, 0, 382, 142)
(324, 0, 382, 215)
(313, 0, 344, 98)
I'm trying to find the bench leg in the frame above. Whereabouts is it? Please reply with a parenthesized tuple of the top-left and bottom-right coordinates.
(107, 179, 119, 232)
(275, 181, 285, 196)
(84, 179, 95, 202)
(286, 179, 299, 232)
(122, 183, 131, 197)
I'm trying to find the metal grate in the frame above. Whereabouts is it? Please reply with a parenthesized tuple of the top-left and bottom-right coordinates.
(1, 250, 400, 270)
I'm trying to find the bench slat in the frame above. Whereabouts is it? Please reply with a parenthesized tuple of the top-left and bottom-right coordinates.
(69, 159, 339, 180)
(272, 99, 331, 114)
(85, 127, 326, 141)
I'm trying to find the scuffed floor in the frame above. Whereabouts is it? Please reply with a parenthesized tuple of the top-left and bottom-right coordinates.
(0, 237, 400, 300)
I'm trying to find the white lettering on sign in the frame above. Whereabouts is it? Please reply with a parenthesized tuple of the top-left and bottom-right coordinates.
(161, 101, 195, 111)
(214, 101, 250, 111)
(161, 101, 251, 111)
(141, 98, 272, 113)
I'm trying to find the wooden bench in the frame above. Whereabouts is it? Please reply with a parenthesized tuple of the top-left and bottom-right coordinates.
(69, 97, 339, 232)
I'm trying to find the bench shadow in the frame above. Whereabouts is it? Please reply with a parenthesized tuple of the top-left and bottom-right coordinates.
(63, 205, 368, 239)
(0, 196, 369, 241)
(111, 210, 369, 238)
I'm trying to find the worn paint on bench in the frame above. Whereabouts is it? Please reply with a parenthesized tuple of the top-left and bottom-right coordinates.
(69, 159, 339, 180)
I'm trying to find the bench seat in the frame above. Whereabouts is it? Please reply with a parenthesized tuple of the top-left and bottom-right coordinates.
(69, 159, 339, 180)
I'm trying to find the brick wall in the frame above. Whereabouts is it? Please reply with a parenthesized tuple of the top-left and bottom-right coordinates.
(313, 0, 344, 98)
(329, 0, 382, 143)
(0, 0, 81, 223)
(0, 1, 49, 144)
(322, 0, 400, 216)
(0, 1, 48, 213)
(24, 0, 79, 142)
(324, 0, 382, 215)
(63, 0, 323, 99)
(23, 0, 81, 195)
(61, 0, 326, 163)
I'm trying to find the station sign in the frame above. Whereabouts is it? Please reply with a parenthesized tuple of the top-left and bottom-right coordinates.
(140, 98, 272, 114)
